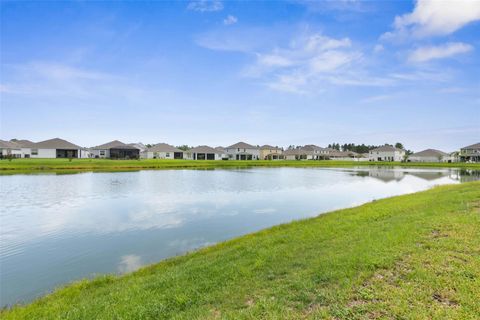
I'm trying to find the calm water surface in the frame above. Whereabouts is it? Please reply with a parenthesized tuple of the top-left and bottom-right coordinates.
(0, 167, 478, 306)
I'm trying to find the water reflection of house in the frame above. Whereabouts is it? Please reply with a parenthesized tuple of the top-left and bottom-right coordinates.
(407, 171, 449, 181)
(368, 168, 405, 182)
(457, 169, 480, 183)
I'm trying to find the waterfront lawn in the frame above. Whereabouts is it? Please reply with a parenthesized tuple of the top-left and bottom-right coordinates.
(1, 158, 480, 173)
(2, 181, 479, 319)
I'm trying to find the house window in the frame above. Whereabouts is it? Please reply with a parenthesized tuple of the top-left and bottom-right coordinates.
(166, 152, 170, 157)
(100, 150, 105, 156)
(31, 149, 38, 155)
(238, 148, 240, 152)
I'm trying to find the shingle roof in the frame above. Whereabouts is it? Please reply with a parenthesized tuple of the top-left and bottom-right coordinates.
(11, 139, 36, 148)
(188, 145, 222, 154)
(215, 146, 226, 152)
(283, 148, 314, 156)
(34, 138, 81, 150)
(462, 142, 480, 150)
(146, 143, 183, 153)
(371, 145, 404, 152)
(410, 149, 448, 157)
(0, 140, 21, 149)
(227, 142, 258, 149)
(93, 140, 138, 150)
(303, 144, 327, 152)
(260, 145, 282, 150)
(329, 151, 358, 157)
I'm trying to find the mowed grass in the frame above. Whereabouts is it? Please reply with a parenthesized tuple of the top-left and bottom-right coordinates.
(1, 158, 479, 173)
(2, 182, 479, 319)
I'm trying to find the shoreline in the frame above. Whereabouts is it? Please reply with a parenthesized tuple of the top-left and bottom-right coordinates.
(2, 181, 479, 318)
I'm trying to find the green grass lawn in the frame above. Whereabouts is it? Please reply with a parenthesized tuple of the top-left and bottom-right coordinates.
(1, 158, 479, 173)
(2, 181, 479, 319)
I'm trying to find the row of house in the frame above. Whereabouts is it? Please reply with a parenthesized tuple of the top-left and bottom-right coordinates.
(1, 138, 479, 163)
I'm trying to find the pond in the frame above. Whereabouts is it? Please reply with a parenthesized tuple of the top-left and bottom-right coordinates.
(0, 167, 478, 306)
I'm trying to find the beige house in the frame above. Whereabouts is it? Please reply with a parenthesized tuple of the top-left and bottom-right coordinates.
(259, 145, 284, 160)
(408, 149, 452, 163)
(283, 148, 315, 160)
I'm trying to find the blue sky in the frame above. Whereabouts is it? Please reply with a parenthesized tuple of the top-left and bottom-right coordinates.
(1, 0, 479, 151)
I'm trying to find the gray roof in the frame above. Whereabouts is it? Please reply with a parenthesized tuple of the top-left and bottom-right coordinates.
(188, 145, 222, 154)
(410, 149, 449, 157)
(146, 143, 183, 153)
(34, 138, 81, 150)
(303, 144, 327, 152)
(11, 139, 36, 148)
(462, 142, 480, 150)
(260, 145, 282, 150)
(227, 142, 258, 149)
(283, 148, 314, 156)
(93, 140, 138, 150)
(0, 140, 21, 149)
(371, 145, 404, 152)
(215, 146, 226, 152)
(329, 151, 359, 157)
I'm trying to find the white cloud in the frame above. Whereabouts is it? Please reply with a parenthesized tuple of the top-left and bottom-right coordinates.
(187, 0, 223, 12)
(373, 44, 384, 53)
(223, 15, 238, 25)
(382, 0, 480, 40)
(246, 33, 363, 93)
(408, 42, 473, 62)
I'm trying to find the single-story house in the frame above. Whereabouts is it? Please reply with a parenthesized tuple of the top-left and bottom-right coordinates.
(91, 140, 140, 159)
(369, 145, 406, 162)
(29, 138, 83, 158)
(225, 142, 260, 160)
(184, 145, 223, 160)
(329, 151, 368, 161)
(460, 143, 480, 162)
(0, 140, 22, 158)
(283, 148, 315, 160)
(9, 139, 37, 158)
(260, 145, 284, 160)
(142, 143, 184, 159)
(408, 149, 452, 163)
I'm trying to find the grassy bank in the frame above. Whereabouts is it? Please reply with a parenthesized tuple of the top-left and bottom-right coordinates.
(1, 158, 479, 173)
(3, 182, 479, 319)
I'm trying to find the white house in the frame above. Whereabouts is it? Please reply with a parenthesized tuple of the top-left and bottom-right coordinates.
(215, 147, 229, 160)
(225, 142, 260, 160)
(91, 140, 140, 159)
(408, 149, 452, 163)
(9, 139, 36, 158)
(184, 145, 223, 160)
(142, 143, 184, 159)
(460, 142, 480, 162)
(0, 140, 22, 158)
(30, 138, 82, 158)
(369, 145, 406, 162)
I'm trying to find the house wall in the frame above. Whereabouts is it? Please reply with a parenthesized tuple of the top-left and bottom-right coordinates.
(369, 150, 405, 162)
(409, 155, 452, 163)
(90, 149, 110, 158)
(0, 148, 22, 157)
(144, 151, 182, 159)
(225, 147, 260, 160)
(30, 149, 56, 158)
